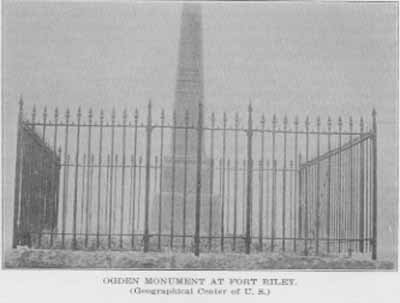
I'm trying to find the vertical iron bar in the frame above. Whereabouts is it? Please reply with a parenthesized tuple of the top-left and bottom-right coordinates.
(293, 116, 299, 251)
(119, 109, 128, 249)
(137, 156, 142, 231)
(50, 107, 59, 247)
(80, 154, 86, 234)
(157, 110, 165, 250)
(38, 107, 48, 248)
(108, 108, 116, 249)
(96, 110, 104, 248)
(233, 113, 239, 251)
(371, 110, 377, 260)
(182, 110, 189, 250)
(131, 109, 138, 249)
(359, 117, 365, 253)
(84, 109, 92, 247)
(282, 116, 288, 252)
(72, 108, 81, 250)
(316, 117, 321, 254)
(227, 159, 231, 235)
(194, 102, 203, 257)
(170, 111, 177, 249)
(349, 117, 354, 252)
(259, 114, 265, 251)
(265, 160, 270, 243)
(13, 98, 23, 248)
(208, 113, 215, 251)
(327, 117, 332, 253)
(338, 117, 343, 253)
(105, 154, 110, 237)
(221, 113, 227, 252)
(271, 114, 277, 252)
(143, 101, 152, 252)
(304, 117, 310, 255)
(245, 103, 253, 254)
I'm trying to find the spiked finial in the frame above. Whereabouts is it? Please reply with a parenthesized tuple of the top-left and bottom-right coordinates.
(261, 114, 265, 128)
(18, 95, 24, 112)
(338, 116, 343, 130)
(100, 109, 104, 124)
(123, 108, 127, 124)
(283, 115, 288, 129)
(43, 106, 48, 122)
(349, 116, 353, 131)
(234, 112, 239, 128)
(31, 105, 36, 124)
(360, 117, 364, 133)
(327, 116, 332, 130)
(54, 107, 59, 122)
(185, 109, 189, 125)
(294, 115, 299, 129)
(223, 112, 227, 127)
(161, 109, 165, 123)
(65, 108, 70, 122)
(316, 116, 321, 130)
(77, 107, 82, 120)
(134, 108, 139, 124)
(211, 112, 216, 127)
(248, 101, 253, 113)
(173, 110, 177, 125)
(88, 108, 93, 123)
(272, 114, 277, 128)
(111, 107, 115, 123)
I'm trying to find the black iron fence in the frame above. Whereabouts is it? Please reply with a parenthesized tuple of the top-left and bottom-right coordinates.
(12, 98, 378, 259)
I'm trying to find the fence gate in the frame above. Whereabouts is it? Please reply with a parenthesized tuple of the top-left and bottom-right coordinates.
(12, 98, 378, 259)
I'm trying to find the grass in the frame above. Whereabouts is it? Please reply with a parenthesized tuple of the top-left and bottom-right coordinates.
(4, 247, 394, 270)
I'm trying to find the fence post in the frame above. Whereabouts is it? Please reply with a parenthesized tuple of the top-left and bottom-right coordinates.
(142, 101, 152, 252)
(50, 108, 59, 248)
(72, 107, 81, 250)
(233, 113, 239, 251)
(326, 117, 332, 253)
(293, 116, 299, 252)
(157, 110, 165, 251)
(371, 109, 378, 260)
(220, 112, 227, 252)
(13, 97, 24, 248)
(96, 110, 104, 248)
(359, 117, 365, 253)
(108, 108, 116, 249)
(316, 117, 321, 254)
(208, 113, 215, 251)
(194, 102, 203, 257)
(304, 117, 309, 256)
(282, 115, 288, 252)
(120, 108, 128, 249)
(245, 103, 253, 254)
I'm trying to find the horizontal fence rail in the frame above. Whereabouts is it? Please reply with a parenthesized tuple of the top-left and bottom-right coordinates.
(12, 98, 378, 259)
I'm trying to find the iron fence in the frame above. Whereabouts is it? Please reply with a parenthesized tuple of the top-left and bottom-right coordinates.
(12, 97, 378, 259)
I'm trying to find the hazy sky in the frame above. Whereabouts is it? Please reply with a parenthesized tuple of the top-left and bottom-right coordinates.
(2, 1, 398, 260)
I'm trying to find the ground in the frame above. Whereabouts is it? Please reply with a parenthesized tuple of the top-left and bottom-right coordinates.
(3, 247, 394, 270)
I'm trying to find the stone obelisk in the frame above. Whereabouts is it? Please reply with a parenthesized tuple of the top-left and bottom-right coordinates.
(151, 3, 220, 246)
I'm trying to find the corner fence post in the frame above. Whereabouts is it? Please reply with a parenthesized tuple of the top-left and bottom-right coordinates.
(371, 109, 378, 260)
(13, 97, 24, 248)
(245, 103, 253, 254)
(143, 101, 152, 252)
(194, 101, 203, 257)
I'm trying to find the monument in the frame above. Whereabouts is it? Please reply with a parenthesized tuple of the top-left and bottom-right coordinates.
(151, 3, 221, 246)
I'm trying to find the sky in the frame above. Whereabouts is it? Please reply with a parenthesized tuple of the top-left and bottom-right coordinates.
(2, 1, 398, 261)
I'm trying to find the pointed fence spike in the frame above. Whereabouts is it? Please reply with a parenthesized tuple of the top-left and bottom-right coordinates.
(32, 105, 36, 123)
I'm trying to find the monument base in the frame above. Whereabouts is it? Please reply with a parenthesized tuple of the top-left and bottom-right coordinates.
(150, 192, 221, 236)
